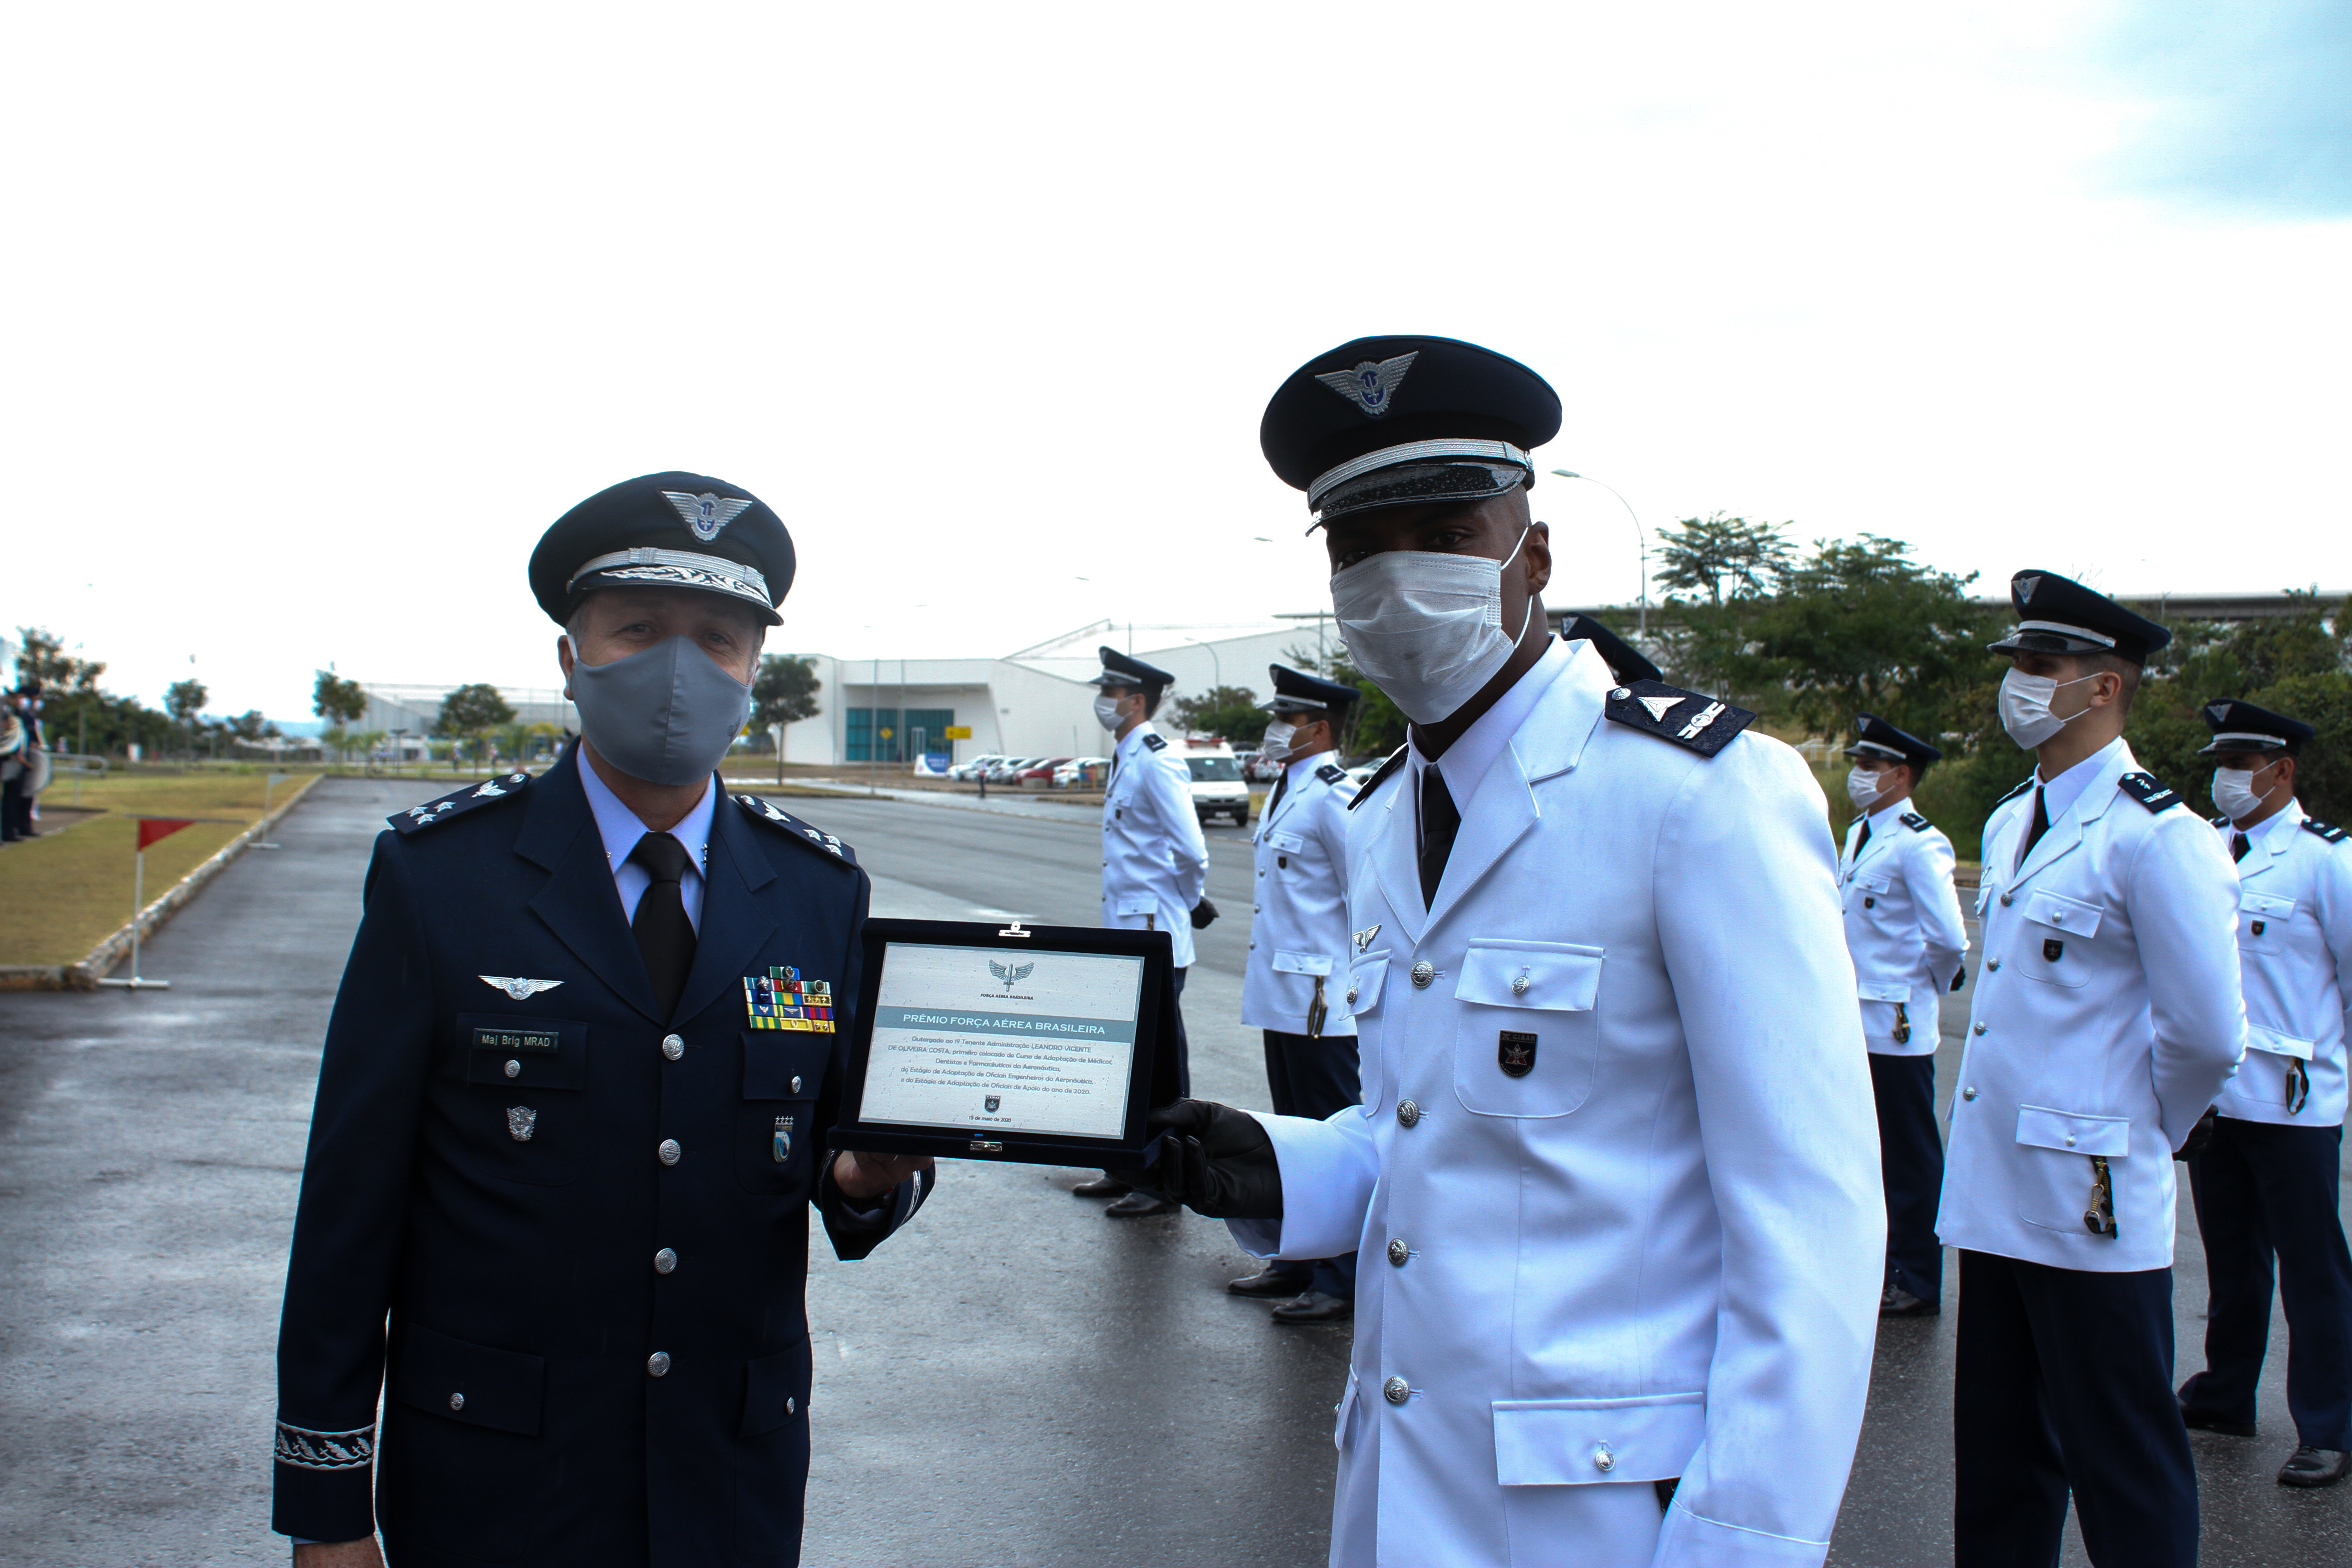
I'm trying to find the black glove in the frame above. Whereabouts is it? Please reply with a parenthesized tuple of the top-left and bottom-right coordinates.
(1145, 1099, 1281, 1218)
(1190, 897, 1218, 930)
(2174, 1105, 2219, 1161)
(1949, 967, 1966, 993)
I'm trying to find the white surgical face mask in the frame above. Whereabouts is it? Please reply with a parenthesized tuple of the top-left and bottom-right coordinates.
(1846, 765, 1885, 813)
(1998, 669, 2099, 750)
(2212, 762, 2282, 824)
(1260, 720, 1298, 762)
(1330, 526, 1534, 725)
(1094, 693, 1125, 732)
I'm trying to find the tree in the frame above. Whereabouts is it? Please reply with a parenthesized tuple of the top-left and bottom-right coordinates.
(436, 683, 515, 771)
(1166, 685, 1271, 747)
(227, 710, 278, 743)
(1280, 640, 1404, 759)
(164, 678, 208, 759)
(1653, 514, 1796, 606)
(751, 655, 821, 734)
(313, 667, 367, 728)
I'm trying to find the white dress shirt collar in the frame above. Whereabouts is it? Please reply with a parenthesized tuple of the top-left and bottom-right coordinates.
(2247, 796, 2305, 846)
(1406, 636, 1572, 808)
(2036, 735, 2128, 825)
(577, 753, 716, 931)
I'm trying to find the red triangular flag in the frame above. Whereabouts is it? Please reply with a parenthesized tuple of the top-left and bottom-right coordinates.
(137, 818, 196, 851)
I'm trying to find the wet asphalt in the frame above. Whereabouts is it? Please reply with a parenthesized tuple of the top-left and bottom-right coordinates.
(0, 775, 2345, 1565)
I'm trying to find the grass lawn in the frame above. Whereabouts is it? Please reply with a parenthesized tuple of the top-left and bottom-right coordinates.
(0, 771, 314, 967)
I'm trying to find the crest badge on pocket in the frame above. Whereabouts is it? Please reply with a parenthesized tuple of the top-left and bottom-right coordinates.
(507, 1106, 537, 1143)
(2044, 939, 2064, 962)
(1498, 1031, 1537, 1078)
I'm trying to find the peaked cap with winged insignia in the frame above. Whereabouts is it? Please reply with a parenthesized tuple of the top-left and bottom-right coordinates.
(529, 470, 795, 627)
(1844, 711, 1943, 767)
(2199, 697, 2314, 754)
(1986, 568, 2170, 665)
(1260, 335, 1562, 524)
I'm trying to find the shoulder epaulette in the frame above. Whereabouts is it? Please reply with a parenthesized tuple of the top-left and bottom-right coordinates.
(1141, 733, 1167, 752)
(733, 792, 859, 865)
(1345, 746, 1409, 812)
(2211, 813, 2232, 829)
(390, 771, 532, 834)
(1900, 810, 1931, 832)
(1602, 681, 1755, 758)
(1994, 777, 2036, 808)
(1315, 762, 1350, 788)
(2303, 818, 2349, 844)
(2118, 772, 2182, 813)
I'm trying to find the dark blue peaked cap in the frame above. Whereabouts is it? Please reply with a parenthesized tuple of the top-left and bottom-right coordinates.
(2200, 698, 2314, 753)
(1986, 569, 2170, 666)
(530, 471, 794, 627)
(1263, 664, 1361, 714)
(1261, 335, 1562, 524)
(1090, 647, 1176, 691)
(1846, 712, 1943, 766)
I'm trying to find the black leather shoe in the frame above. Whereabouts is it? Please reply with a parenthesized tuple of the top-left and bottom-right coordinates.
(1103, 1191, 1179, 1218)
(1880, 1284, 1939, 1318)
(1270, 1291, 1353, 1324)
(2181, 1403, 2258, 1438)
(1228, 1267, 1312, 1298)
(2279, 1447, 2351, 1487)
(1072, 1175, 1132, 1198)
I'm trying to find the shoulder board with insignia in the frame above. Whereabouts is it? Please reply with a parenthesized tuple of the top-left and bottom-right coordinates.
(1994, 777, 2036, 808)
(390, 772, 532, 834)
(1141, 733, 1167, 752)
(2210, 814, 2231, 829)
(1345, 746, 1409, 812)
(2117, 772, 2182, 813)
(1315, 762, 1349, 787)
(1899, 811, 1931, 832)
(732, 793, 859, 866)
(2303, 818, 2349, 844)
(1602, 681, 1755, 759)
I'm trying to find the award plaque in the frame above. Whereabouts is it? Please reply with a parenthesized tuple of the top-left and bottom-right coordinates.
(828, 917, 1182, 1166)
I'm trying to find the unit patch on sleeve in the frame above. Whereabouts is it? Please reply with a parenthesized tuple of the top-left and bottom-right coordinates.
(2117, 772, 2183, 813)
(745, 966, 836, 1031)
(733, 793, 858, 865)
(1602, 681, 1756, 758)
(1315, 763, 1349, 786)
(1900, 811, 1932, 832)
(390, 772, 533, 834)
(1141, 733, 1168, 752)
(2304, 818, 2349, 844)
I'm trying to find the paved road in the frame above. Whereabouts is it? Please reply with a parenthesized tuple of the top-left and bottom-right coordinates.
(1, 776, 2346, 1565)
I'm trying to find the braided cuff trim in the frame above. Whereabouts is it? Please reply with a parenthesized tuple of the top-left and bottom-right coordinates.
(275, 1420, 376, 1471)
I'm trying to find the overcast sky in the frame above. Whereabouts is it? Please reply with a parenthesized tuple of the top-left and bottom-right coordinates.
(4, 0, 2347, 721)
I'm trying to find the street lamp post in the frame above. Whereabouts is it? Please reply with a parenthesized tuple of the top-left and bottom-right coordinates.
(1551, 470, 1648, 638)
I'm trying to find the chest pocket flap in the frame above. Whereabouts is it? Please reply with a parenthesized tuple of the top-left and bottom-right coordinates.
(2022, 889, 2102, 939)
(1273, 950, 1334, 976)
(2241, 892, 2297, 921)
(1855, 872, 1891, 894)
(1346, 951, 1390, 1013)
(1113, 894, 1157, 917)
(2246, 1025, 2317, 1061)
(1455, 941, 1603, 1009)
(1266, 830, 1305, 853)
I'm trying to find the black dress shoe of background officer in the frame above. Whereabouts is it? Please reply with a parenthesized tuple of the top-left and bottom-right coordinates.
(1271, 1290, 1352, 1324)
(1879, 1283, 1939, 1318)
(1144, 1100, 1283, 1219)
(1071, 1174, 1132, 1199)
(1103, 1190, 1180, 1218)
(1229, 1266, 1312, 1298)
(2179, 1395, 2258, 1438)
(2280, 1447, 2352, 1487)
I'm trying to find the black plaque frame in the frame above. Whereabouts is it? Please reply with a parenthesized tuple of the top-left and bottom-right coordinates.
(828, 917, 1181, 1166)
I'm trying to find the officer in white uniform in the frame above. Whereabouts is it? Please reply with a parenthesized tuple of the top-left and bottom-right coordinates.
(2176, 699, 2352, 1489)
(1151, 336, 1884, 1568)
(1232, 664, 1364, 1322)
(1838, 713, 1969, 1316)
(1079, 646, 1213, 1217)
(1936, 570, 2246, 1568)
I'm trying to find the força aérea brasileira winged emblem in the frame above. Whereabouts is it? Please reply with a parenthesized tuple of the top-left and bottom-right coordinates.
(662, 490, 755, 543)
(481, 975, 564, 1000)
(989, 959, 1035, 990)
(1314, 351, 1417, 418)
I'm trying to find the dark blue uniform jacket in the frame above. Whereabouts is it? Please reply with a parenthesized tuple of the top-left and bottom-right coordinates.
(272, 746, 926, 1565)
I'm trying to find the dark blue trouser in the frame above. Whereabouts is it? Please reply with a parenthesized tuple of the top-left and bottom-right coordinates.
(1262, 1028, 1362, 1300)
(2181, 1116, 2352, 1450)
(1954, 1250, 2197, 1568)
(1870, 1050, 1944, 1301)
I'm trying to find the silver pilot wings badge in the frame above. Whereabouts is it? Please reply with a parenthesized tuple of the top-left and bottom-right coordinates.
(481, 975, 564, 1000)
(662, 490, 755, 542)
(1314, 353, 1418, 418)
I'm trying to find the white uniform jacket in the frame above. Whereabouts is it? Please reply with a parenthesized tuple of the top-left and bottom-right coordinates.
(1839, 798, 1969, 1056)
(1242, 754, 1359, 1036)
(1937, 739, 2246, 1274)
(1101, 721, 1210, 970)
(2213, 802, 2352, 1128)
(1228, 638, 1883, 1568)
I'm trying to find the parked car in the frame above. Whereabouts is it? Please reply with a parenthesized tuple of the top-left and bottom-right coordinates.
(1054, 757, 1109, 788)
(984, 755, 1039, 784)
(1236, 748, 1285, 783)
(948, 754, 1004, 781)
(1180, 740, 1251, 826)
(1018, 757, 1074, 787)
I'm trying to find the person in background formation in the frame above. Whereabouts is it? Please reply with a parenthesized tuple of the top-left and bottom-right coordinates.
(1152, 334, 1885, 1568)
(272, 472, 933, 1568)
(1230, 663, 1362, 1323)
(1838, 713, 1969, 1318)
(1936, 570, 2246, 1568)
(2176, 699, 2352, 1489)
(1077, 647, 1213, 1218)
(0, 680, 41, 842)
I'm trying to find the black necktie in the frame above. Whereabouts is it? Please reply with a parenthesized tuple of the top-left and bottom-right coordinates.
(1852, 818, 1872, 865)
(629, 832, 697, 1019)
(1419, 765, 1460, 910)
(2232, 832, 2250, 862)
(1266, 768, 1289, 818)
(2016, 786, 2050, 872)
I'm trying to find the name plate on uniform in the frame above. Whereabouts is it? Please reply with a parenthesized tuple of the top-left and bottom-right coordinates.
(830, 918, 1180, 1166)
(471, 1026, 560, 1053)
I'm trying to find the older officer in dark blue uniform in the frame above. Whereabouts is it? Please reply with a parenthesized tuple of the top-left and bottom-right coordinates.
(272, 472, 933, 1568)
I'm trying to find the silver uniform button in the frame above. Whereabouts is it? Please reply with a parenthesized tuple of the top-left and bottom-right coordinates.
(790, 1075, 802, 1094)
(504, 1059, 521, 1078)
(1593, 1444, 1616, 1472)
(654, 1247, 677, 1274)
(1972, 1023, 1987, 1036)
(1346, 985, 1360, 1006)
(1411, 960, 1435, 989)
(662, 1034, 685, 1061)
(1610, 686, 1631, 700)
(1396, 1099, 1421, 1128)
(1382, 1376, 1410, 1405)
(1988, 960, 2001, 972)
(1387, 1238, 1409, 1267)
(647, 1352, 671, 1377)
(658, 1138, 682, 1166)
(1962, 1086, 1979, 1101)
(1511, 975, 1530, 996)
(449, 1392, 465, 1411)
(1999, 893, 2015, 906)
(786, 1396, 797, 1416)
(2064, 1133, 2078, 1147)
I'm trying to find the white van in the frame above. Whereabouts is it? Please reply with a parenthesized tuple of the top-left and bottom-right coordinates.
(1178, 739, 1251, 827)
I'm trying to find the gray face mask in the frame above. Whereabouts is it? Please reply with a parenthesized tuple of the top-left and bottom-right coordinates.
(566, 634, 751, 787)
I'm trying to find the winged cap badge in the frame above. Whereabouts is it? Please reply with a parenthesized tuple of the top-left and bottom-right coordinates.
(481, 975, 564, 1000)
(988, 959, 1036, 990)
(2207, 702, 2229, 721)
(1313, 352, 1418, 418)
(661, 490, 756, 543)
(2015, 573, 2041, 604)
